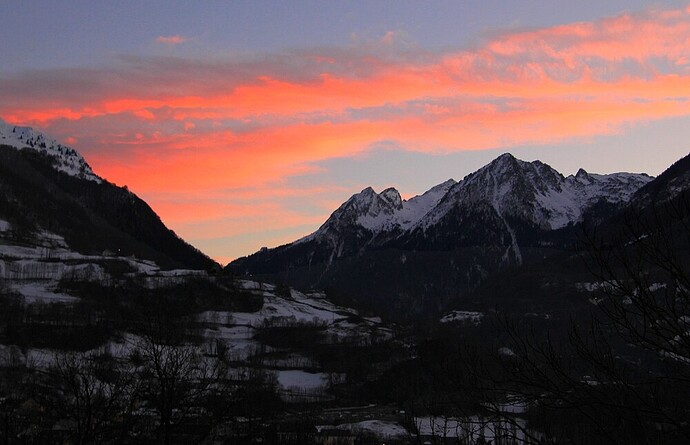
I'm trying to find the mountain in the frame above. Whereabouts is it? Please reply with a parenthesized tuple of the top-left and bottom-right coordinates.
(228, 153, 653, 318)
(447, 151, 690, 318)
(0, 118, 216, 271)
(629, 152, 690, 207)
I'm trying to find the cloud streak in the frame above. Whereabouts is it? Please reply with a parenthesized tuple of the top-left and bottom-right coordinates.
(2, 5, 690, 260)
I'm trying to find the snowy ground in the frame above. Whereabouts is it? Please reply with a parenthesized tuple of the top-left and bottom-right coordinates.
(199, 281, 392, 363)
(276, 369, 329, 390)
(0, 225, 210, 303)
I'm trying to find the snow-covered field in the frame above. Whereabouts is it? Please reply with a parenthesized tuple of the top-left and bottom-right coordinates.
(199, 280, 392, 363)
(0, 223, 209, 302)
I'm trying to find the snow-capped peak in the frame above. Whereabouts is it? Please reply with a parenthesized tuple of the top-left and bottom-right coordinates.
(326, 186, 402, 231)
(0, 118, 100, 182)
(305, 179, 457, 241)
(287, 154, 652, 254)
(423, 156, 651, 231)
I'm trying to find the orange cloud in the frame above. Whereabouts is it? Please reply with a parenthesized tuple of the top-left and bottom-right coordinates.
(2, 5, 690, 260)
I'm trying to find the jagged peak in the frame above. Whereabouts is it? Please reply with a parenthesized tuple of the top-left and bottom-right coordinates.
(496, 152, 516, 161)
(486, 153, 518, 171)
(332, 186, 394, 221)
(380, 187, 403, 210)
(576, 168, 589, 177)
(491, 152, 532, 171)
(465, 153, 542, 185)
(472, 153, 523, 174)
(344, 186, 402, 209)
(572, 168, 595, 185)
(337, 187, 376, 209)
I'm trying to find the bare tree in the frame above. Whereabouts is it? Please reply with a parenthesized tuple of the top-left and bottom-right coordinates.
(500, 194, 690, 444)
(47, 350, 137, 445)
(134, 334, 214, 445)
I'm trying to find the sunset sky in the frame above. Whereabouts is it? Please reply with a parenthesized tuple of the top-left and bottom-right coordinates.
(2, 1, 690, 264)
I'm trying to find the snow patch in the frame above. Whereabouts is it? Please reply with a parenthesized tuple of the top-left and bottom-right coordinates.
(276, 370, 328, 390)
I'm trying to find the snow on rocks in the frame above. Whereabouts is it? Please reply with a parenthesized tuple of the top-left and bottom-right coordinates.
(0, 118, 101, 182)
(315, 179, 456, 236)
(419, 154, 652, 231)
(440, 310, 484, 324)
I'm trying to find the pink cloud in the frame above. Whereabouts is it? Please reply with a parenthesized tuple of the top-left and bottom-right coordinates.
(155, 35, 190, 45)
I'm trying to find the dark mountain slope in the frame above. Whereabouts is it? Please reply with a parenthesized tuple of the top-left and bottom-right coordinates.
(0, 145, 215, 270)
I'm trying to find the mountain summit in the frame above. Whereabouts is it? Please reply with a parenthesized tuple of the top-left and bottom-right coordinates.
(413, 153, 650, 237)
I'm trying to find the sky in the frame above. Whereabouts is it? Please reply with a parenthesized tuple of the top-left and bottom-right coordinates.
(1, 1, 690, 264)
